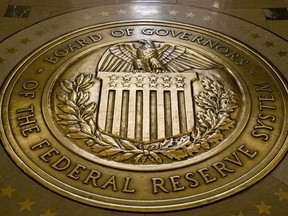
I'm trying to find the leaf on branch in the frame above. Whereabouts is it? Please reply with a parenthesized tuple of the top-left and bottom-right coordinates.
(186, 146, 200, 156)
(211, 80, 224, 96)
(97, 148, 123, 157)
(201, 77, 213, 91)
(197, 111, 210, 128)
(57, 120, 78, 125)
(176, 135, 192, 149)
(149, 152, 163, 163)
(94, 136, 110, 147)
(81, 82, 94, 91)
(191, 127, 201, 140)
(203, 109, 217, 128)
(134, 153, 145, 163)
(70, 91, 78, 103)
(201, 142, 210, 150)
(66, 125, 81, 133)
(80, 122, 93, 135)
(76, 91, 84, 105)
(82, 74, 93, 84)
(161, 139, 174, 149)
(195, 92, 217, 109)
(57, 114, 78, 121)
(113, 152, 135, 162)
(99, 133, 120, 148)
(81, 103, 97, 117)
(220, 100, 238, 112)
(147, 155, 156, 163)
(119, 139, 137, 150)
(215, 113, 229, 127)
(218, 119, 236, 130)
(60, 82, 71, 93)
(75, 74, 85, 86)
(147, 143, 161, 151)
(206, 132, 224, 144)
(161, 150, 188, 160)
(63, 80, 74, 91)
(139, 155, 147, 163)
(221, 90, 235, 99)
(91, 144, 111, 153)
(207, 91, 216, 98)
(88, 119, 96, 134)
(65, 99, 77, 109)
(57, 93, 67, 103)
(77, 92, 89, 105)
(58, 104, 76, 115)
(67, 132, 91, 139)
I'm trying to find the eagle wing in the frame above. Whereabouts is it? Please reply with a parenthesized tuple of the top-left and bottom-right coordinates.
(97, 43, 137, 72)
(157, 43, 223, 72)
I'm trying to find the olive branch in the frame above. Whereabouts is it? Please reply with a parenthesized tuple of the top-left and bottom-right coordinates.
(56, 74, 238, 164)
(56, 74, 97, 143)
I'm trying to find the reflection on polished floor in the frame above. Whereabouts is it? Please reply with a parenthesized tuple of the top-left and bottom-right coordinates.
(0, 0, 288, 40)
(0, 1, 287, 216)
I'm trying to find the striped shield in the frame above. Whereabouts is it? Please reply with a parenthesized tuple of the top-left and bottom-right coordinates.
(96, 71, 198, 143)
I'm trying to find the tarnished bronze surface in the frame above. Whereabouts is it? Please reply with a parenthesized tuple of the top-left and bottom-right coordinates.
(0, 21, 287, 212)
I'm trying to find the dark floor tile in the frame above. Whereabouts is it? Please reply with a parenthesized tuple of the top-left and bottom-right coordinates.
(263, 8, 288, 20)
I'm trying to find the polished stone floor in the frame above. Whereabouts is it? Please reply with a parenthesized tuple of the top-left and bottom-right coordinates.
(0, 0, 288, 40)
(0, 1, 287, 216)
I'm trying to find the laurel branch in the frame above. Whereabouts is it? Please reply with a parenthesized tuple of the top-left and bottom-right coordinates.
(57, 74, 238, 164)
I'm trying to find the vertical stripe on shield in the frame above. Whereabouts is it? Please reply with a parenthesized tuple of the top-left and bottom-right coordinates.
(112, 90, 122, 135)
(150, 91, 158, 141)
(120, 90, 129, 138)
(177, 91, 188, 133)
(135, 90, 143, 141)
(105, 90, 115, 133)
(127, 90, 136, 139)
(185, 82, 195, 131)
(163, 91, 173, 137)
(157, 90, 165, 139)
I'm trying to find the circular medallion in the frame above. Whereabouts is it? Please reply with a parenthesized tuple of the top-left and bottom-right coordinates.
(0, 21, 287, 212)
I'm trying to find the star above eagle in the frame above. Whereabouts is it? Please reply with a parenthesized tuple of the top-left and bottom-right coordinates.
(97, 39, 223, 73)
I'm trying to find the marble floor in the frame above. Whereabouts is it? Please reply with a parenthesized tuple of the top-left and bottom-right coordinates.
(0, 1, 287, 216)
(0, 0, 288, 40)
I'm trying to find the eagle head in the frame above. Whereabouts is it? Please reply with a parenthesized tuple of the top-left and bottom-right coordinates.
(139, 39, 154, 48)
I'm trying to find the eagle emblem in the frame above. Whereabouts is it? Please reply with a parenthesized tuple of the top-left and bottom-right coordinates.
(95, 40, 224, 142)
(97, 39, 222, 73)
